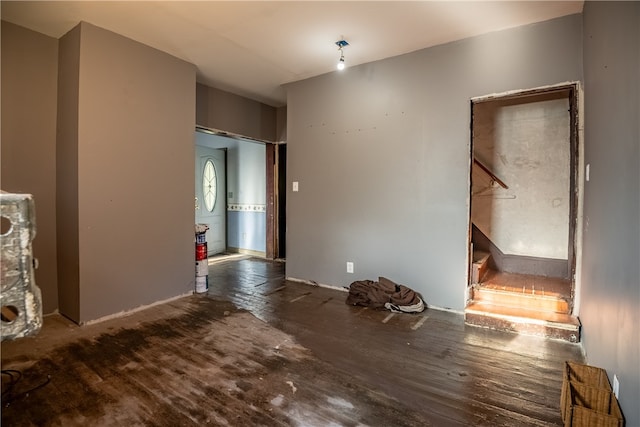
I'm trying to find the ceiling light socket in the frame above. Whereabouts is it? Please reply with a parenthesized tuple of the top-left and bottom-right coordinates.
(335, 39, 349, 70)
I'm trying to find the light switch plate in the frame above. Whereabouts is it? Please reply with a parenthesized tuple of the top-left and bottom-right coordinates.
(293, 181, 299, 192)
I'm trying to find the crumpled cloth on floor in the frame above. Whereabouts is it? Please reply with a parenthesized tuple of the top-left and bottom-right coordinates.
(346, 276, 425, 313)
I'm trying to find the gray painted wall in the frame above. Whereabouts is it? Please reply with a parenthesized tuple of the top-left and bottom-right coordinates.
(1, 21, 59, 314)
(276, 106, 287, 142)
(4, 21, 280, 318)
(58, 22, 196, 323)
(285, 15, 582, 310)
(56, 24, 81, 321)
(196, 83, 277, 142)
(581, 2, 640, 425)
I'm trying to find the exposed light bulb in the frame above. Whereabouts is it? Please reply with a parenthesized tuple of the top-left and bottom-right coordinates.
(337, 58, 345, 70)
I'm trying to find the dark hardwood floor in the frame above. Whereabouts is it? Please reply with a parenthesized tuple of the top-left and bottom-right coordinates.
(2, 256, 584, 426)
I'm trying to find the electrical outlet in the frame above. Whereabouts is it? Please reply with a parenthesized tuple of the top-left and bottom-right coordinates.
(346, 262, 354, 274)
(613, 374, 619, 399)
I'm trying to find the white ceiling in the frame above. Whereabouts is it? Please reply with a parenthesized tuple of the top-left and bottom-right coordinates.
(1, 1, 583, 107)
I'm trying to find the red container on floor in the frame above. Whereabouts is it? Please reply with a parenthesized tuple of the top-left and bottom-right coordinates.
(196, 242, 207, 261)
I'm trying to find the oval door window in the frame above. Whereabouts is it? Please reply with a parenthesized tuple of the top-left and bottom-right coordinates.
(202, 159, 217, 212)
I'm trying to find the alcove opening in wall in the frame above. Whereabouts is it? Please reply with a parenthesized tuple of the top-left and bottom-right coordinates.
(468, 84, 579, 314)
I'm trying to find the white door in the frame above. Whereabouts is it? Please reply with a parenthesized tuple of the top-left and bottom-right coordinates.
(195, 145, 226, 256)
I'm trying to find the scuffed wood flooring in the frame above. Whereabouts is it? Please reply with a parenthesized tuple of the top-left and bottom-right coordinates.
(2, 257, 584, 426)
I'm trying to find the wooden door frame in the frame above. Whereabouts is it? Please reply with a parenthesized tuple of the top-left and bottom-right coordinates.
(266, 142, 286, 260)
(266, 143, 276, 258)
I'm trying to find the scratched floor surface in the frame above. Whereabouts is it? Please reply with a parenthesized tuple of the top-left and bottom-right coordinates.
(2, 257, 584, 426)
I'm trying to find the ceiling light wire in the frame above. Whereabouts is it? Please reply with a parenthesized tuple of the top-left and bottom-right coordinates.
(335, 39, 349, 70)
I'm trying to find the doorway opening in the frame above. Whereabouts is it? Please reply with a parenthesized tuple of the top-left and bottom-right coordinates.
(195, 128, 286, 260)
(465, 84, 581, 342)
